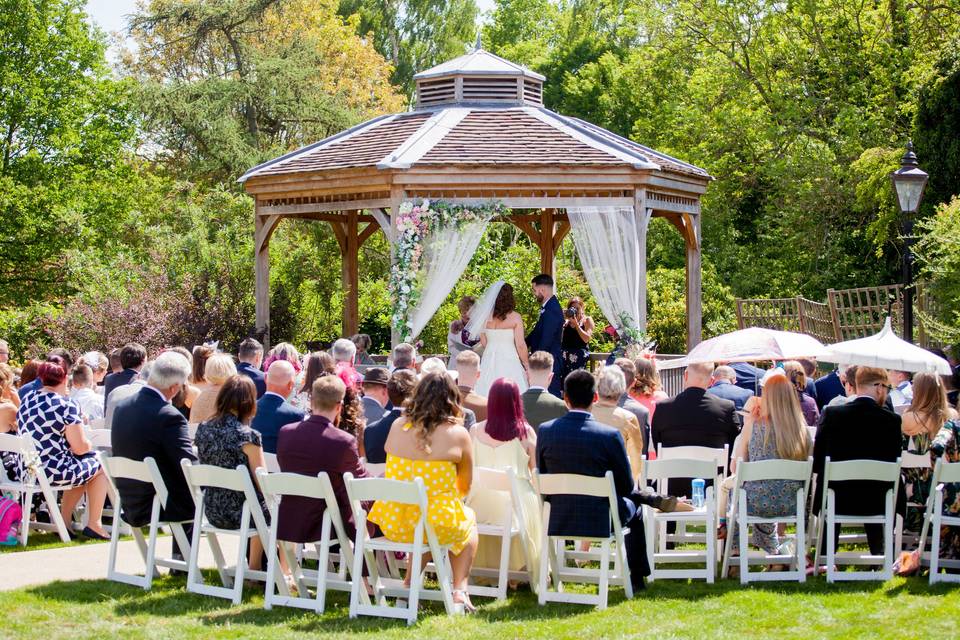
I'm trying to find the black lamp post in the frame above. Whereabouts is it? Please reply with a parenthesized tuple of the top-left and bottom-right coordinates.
(890, 141, 928, 343)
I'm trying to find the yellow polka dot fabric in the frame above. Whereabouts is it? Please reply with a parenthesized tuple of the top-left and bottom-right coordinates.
(368, 453, 476, 554)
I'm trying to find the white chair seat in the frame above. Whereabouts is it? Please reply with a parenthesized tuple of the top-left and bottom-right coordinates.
(0, 433, 73, 545)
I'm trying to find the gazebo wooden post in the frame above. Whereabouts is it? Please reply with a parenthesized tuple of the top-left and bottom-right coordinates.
(254, 203, 281, 350)
(634, 189, 650, 331)
(389, 188, 406, 348)
(538, 208, 555, 278)
(342, 209, 360, 337)
(685, 210, 703, 350)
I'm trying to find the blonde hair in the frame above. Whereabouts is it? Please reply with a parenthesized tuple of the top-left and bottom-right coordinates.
(782, 360, 807, 393)
(204, 354, 238, 386)
(910, 372, 949, 437)
(758, 374, 809, 461)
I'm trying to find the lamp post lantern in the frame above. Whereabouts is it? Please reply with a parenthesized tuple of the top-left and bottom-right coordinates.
(890, 141, 929, 344)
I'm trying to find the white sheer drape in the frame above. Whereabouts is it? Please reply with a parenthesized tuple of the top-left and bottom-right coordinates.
(408, 220, 489, 339)
(567, 206, 650, 332)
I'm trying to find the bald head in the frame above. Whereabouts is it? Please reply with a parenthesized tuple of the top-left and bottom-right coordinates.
(266, 359, 296, 397)
(685, 361, 715, 389)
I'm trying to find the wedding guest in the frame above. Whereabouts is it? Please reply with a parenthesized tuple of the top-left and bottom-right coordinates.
(929, 414, 960, 562)
(593, 366, 644, 482)
(560, 297, 594, 382)
(797, 358, 820, 404)
(390, 342, 418, 372)
(0, 339, 8, 364)
(368, 372, 479, 612)
(0, 364, 16, 477)
(19, 361, 109, 539)
(364, 369, 417, 464)
(467, 377, 542, 591)
(721, 373, 812, 559)
(448, 296, 479, 367)
(614, 358, 651, 453)
(0, 362, 18, 408)
(536, 370, 651, 590)
(78, 351, 109, 389)
(521, 351, 566, 433)
(190, 344, 215, 388)
(890, 370, 914, 406)
(332, 338, 363, 390)
(264, 342, 302, 374)
(252, 360, 304, 454)
(338, 378, 367, 457)
(900, 372, 958, 533)
(18, 360, 41, 392)
(103, 343, 145, 410)
(236, 338, 266, 398)
(108, 348, 122, 374)
(195, 375, 271, 571)
(69, 364, 104, 424)
(360, 367, 390, 425)
(291, 351, 335, 412)
(166, 346, 199, 417)
(783, 360, 819, 426)
(189, 354, 237, 424)
(111, 352, 195, 559)
(423, 357, 476, 429)
(277, 375, 371, 546)
(816, 366, 847, 409)
(813, 367, 902, 556)
(106, 364, 151, 429)
(455, 350, 488, 422)
(824, 365, 859, 409)
(630, 356, 669, 420)
(708, 365, 754, 411)
(351, 334, 376, 365)
(21, 349, 74, 401)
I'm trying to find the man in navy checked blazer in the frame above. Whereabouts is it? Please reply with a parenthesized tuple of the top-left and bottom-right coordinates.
(536, 369, 651, 588)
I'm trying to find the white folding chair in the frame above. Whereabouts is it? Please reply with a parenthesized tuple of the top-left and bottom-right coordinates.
(86, 429, 113, 454)
(262, 452, 281, 473)
(642, 458, 719, 583)
(467, 466, 533, 600)
(814, 457, 901, 582)
(358, 457, 386, 477)
(897, 448, 932, 555)
(0, 433, 73, 545)
(721, 457, 813, 583)
(924, 459, 960, 583)
(187, 423, 199, 440)
(655, 444, 728, 547)
(806, 426, 817, 443)
(257, 469, 367, 612)
(345, 473, 459, 625)
(180, 460, 286, 604)
(101, 456, 192, 590)
(535, 471, 633, 609)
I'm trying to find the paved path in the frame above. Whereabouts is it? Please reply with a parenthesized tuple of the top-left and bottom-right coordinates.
(1, 535, 241, 592)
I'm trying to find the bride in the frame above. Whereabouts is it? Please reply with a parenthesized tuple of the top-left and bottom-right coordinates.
(466, 281, 529, 397)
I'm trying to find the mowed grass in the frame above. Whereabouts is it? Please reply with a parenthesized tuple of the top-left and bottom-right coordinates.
(1, 574, 958, 640)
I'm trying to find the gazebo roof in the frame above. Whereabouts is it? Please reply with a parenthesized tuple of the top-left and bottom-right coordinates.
(413, 47, 546, 82)
(238, 106, 710, 182)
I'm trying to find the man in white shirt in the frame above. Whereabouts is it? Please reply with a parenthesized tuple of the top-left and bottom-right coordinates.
(888, 370, 913, 406)
(69, 364, 104, 424)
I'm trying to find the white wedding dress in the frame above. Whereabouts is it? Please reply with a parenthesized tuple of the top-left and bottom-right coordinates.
(475, 328, 528, 397)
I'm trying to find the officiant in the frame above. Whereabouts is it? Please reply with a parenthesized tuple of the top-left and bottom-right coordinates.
(526, 274, 565, 397)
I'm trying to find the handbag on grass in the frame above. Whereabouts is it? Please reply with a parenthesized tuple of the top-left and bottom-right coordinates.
(0, 495, 22, 545)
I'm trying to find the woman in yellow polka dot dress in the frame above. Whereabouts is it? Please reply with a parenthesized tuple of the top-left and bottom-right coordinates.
(368, 372, 479, 612)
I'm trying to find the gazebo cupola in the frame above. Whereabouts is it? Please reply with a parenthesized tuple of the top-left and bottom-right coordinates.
(414, 45, 545, 108)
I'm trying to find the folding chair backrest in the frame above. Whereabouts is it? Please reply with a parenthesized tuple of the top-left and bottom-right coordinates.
(263, 452, 281, 473)
(824, 458, 901, 483)
(88, 429, 113, 450)
(934, 458, 960, 484)
(658, 444, 728, 468)
(536, 471, 621, 532)
(181, 460, 250, 493)
(642, 458, 720, 486)
(257, 470, 351, 546)
(0, 432, 25, 455)
(102, 456, 170, 506)
(346, 476, 427, 509)
(474, 466, 512, 493)
(88, 418, 106, 429)
(737, 457, 813, 483)
(806, 426, 817, 442)
(900, 450, 931, 470)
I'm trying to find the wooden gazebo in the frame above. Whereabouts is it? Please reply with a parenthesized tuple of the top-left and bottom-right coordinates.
(240, 46, 712, 350)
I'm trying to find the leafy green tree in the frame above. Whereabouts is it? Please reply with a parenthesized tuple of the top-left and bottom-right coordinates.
(914, 38, 960, 216)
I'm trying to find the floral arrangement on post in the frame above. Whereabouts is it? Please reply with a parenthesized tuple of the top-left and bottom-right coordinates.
(608, 311, 656, 361)
(389, 199, 507, 342)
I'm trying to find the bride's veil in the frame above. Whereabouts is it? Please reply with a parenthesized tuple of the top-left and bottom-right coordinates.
(464, 280, 506, 341)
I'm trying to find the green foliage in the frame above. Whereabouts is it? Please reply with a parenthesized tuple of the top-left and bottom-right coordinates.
(914, 38, 960, 216)
(646, 264, 737, 354)
(915, 196, 960, 340)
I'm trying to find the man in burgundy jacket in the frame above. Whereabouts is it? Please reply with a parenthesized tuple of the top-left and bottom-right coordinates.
(276, 375, 371, 543)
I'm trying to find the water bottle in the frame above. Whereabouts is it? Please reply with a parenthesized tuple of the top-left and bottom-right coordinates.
(692, 478, 705, 509)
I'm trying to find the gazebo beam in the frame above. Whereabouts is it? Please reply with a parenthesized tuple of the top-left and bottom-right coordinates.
(254, 207, 282, 349)
(342, 210, 360, 337)
(685, 211, 702, 349)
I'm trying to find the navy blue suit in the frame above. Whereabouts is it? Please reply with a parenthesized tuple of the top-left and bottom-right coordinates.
(237, 362, 266, 399)
(364, 408, 401, 464)
(252, 392, 304, 454)
(814, 370, 845, 409)
(537, 410, 650, 580)
(707, 381, 754, 411)
(526, 295, 565, 397)
(730, 362, 764, 393)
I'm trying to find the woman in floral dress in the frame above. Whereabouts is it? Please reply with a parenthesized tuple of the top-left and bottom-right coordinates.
(930, 418, 960, 560)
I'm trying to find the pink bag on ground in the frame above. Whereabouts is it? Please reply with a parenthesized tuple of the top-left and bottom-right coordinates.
(0, 496, 22, 544)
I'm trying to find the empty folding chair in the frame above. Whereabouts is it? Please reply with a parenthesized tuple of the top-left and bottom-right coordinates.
(257, 469, 367, 612)
(467, 466, 533, 600)
(925, 459, 960, 583)
(814, 457, 902, 582)
(180, 459, 286, 604)
(720, 457, 813, 583)
(345, 473, 459, 624)
(642, 458, 719, 583)
(656, 444, 728, 547)
(0, 432, 73, 545)
(101, 456, 192, 590)
(536, 471, 633, 609)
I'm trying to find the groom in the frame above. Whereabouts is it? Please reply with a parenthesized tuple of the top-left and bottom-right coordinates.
(526, 273, 565, 397)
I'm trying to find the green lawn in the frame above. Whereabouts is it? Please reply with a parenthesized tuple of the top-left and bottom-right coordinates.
(1, 574, 958, 639)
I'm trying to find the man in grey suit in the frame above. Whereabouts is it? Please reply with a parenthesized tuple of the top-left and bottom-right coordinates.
(360, 367, 390, 425)
(521, 352, 567, 432)
(614, 358, 651, 454)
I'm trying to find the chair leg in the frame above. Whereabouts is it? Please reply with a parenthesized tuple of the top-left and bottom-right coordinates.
(207, 530, 230, 588)
(496, 529, 511, 601)
(263, 519, 279, 610)
(144, 519, 160, 589)
(930, 494, 943, 584)
(706, 502, 716, 584)
(20, 488, 34, 546)
(186, 509, 205, 593)
(538, 530, 550, 604)
(796, 491, 806, 584)
(407, 527, 425, 625)
(826, 493, 836, 584)
(348, 524, 366, 619)
(644, 510, 656, 583)
(597, 539, 610, 610)
(316, 513, 333, 613)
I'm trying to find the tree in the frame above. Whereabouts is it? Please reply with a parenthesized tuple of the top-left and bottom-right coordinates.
(0, 0, 136, 306)
(126, 0, 404, 181)
(914, 38, 960, 216)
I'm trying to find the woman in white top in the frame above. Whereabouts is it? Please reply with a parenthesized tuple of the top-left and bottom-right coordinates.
(466, 377, 542, 592)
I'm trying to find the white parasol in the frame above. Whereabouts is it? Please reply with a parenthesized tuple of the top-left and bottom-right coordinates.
(819, 317, 951, 374)
(659, 327, 827, 370)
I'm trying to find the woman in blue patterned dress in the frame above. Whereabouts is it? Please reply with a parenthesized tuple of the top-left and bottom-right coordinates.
(930, 418, 960, 561)
(726, 373, 812, 557)
(18, 361, 109, 539)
